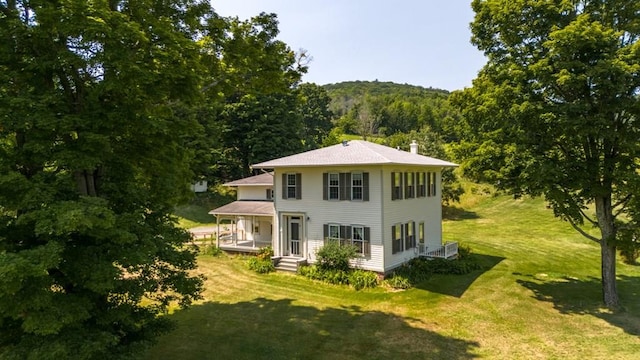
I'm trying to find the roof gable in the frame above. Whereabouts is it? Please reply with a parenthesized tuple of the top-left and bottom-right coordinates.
(252, 140, 458, 168)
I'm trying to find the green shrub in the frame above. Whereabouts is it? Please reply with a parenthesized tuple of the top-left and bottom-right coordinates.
(298, 264, 324, 280)
(349, 270, 379, 290)
(323, 269, 350, 285)
(200, 244, 222, 257)
(256, 246, 274, 261)
(316, 241, 357, 272)
(384, 275, 411, 290)
(247, 257, 275, 274)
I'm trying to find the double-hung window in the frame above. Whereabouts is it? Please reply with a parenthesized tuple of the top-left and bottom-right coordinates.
(352, 225, 365, 254)
(351, 172, 363, 200)
(405, 172, 415, 199)
(287, 174, 297, 199)
(405, 221, 416, 249)
(417, 172, 426, 197)
(392, 172, 403, 200)
(282, 173, 301, 199)
(327, 224, 341, 242)
(392, 223, 404, 254)
(328, 173, 339, 200)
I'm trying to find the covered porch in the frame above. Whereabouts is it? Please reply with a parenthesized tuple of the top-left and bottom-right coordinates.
(209, 201, 274, 252)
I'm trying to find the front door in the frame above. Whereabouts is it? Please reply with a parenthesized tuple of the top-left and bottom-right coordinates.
(288, 216, 302, 257)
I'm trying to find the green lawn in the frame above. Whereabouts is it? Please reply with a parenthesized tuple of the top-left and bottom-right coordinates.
(174, 190, 234, 228)
(150, 189, 640, 359)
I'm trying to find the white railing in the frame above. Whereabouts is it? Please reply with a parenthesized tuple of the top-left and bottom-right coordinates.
(290, 240, 301, 256)
(423, 241, 458, 259)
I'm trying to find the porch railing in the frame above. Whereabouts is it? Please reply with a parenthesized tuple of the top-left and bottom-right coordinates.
(290, 239, 301, 256)
(419, 241, 458, 259)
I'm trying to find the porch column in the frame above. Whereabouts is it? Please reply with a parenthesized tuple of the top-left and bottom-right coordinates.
(252, 215, 256, 248)
(216, 215, 220, 248)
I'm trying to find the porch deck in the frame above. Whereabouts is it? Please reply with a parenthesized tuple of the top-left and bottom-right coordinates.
(418, 241, 459, 259)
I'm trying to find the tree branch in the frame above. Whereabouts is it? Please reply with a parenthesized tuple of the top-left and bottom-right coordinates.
(578, 207, 598, 226)
(567, 216, 601, 243)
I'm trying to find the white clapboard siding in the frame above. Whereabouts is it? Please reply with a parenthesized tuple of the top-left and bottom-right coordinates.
(237, 186, 273, 201)
(275, 166, 385, 272)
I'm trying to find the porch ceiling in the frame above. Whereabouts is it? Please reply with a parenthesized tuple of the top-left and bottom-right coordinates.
(209, 200, 274, 216)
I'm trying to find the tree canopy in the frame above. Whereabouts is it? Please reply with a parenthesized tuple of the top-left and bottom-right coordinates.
(0, 1, 210, 357)
(452, 0, 640, 308)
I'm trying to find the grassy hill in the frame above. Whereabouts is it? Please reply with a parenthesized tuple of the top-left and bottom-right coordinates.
(153, 189, 640, 359)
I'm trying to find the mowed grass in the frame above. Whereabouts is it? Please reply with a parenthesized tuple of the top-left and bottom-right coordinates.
(148, 189, 640, 359)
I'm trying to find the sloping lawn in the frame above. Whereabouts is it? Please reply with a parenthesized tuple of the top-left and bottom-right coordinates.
(148, 191, 640, 359)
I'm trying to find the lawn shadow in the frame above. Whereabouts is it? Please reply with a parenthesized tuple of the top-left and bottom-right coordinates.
(442, 205, 480, 221)
(146, 297, 480, 360)
(516, 274, 640, 336)
(415, 254, 505, 298)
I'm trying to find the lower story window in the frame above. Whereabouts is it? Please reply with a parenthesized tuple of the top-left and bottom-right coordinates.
(324, 224, 370, 256)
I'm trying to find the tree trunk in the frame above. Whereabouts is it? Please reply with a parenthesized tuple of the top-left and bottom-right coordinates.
(595, 195, 620, 309)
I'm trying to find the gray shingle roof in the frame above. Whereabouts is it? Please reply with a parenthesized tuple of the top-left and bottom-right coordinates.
(223, 172, 274, 186)
(209, 201, 274, 216)
(252, 140, 458, 168)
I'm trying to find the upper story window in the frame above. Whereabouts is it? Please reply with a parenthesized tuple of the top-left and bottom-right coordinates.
(282, 173, 301, 200)
(328, 173, 339, 200)
(429, 172, 437, 196)
(417, 172, 426, 197)
(351, 172, 363, 200)
(391, 172, 403, 200)
(405, 172, 415, 199)
(323, 172, 368, 202)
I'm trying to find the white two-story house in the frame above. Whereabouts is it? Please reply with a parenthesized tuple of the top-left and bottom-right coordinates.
(210, 140, 458, 274)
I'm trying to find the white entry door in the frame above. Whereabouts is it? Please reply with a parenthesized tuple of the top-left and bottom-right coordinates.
(288, 216, 302, 257)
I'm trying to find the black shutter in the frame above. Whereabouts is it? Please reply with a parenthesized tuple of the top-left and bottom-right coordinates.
(364, 227, 371, 256)
(345, 225, 352, 241)
(295, 173, 301, 199)
(391, 225, 397, 254)
(411, 222, 416, 248)
(340, 225, 347, 245)
(404, 172, 409, 199)
(323, 173, 328, 200)
(345, 173, 351, 200)
(363, 172, 369, 201)
(339, 172, 347, 200)
(391, 172, 396, 200)
(427, 172, 431, 197)
(282, 173, 287, 199)
(323, 224, 328, 241)
(266, 189, 271, 200)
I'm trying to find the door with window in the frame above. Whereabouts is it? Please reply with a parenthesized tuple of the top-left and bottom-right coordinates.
(288, 216, 302, 257)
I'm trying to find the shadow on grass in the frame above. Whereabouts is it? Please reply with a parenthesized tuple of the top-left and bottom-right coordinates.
(516, 274, 640, 336)
(442, 205, 480, 221)
(415, 254, 505, 298)
(146, 298, 480, 360)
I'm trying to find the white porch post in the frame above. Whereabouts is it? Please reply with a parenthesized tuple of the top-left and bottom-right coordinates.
(233, 216, 237, 246)
(252, 215, 256, 248)
(216, 216, 220, 248)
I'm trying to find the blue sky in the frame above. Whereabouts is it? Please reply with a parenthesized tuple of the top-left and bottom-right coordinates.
(211, 0, 487, 91)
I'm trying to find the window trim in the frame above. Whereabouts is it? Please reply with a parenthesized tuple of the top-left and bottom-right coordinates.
(328, 172, 340, 200)
(351, 172, 363, 201)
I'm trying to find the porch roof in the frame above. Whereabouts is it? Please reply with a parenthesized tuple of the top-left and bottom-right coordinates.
(209, 201, 274, 216)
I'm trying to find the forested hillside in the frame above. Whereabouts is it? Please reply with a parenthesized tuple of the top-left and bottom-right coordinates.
(322, 81, 462, 141)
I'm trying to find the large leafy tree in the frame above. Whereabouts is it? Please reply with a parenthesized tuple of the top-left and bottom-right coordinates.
(452, 0, 640, 308)
(297, 83, 333, 150)
(0, 1, 209, 357)
(200, 13, 307, 180)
